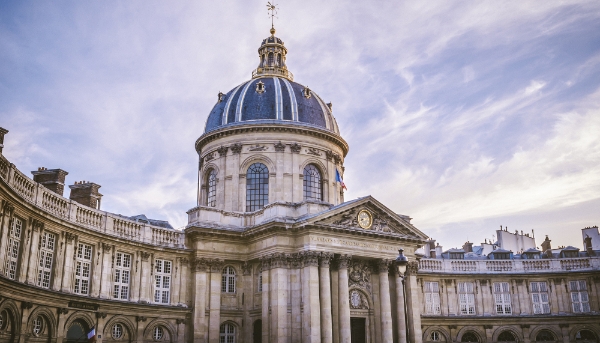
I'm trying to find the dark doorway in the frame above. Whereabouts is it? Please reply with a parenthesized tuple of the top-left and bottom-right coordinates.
(65, 319, 89, 343)
(253, 320, 262, 343)
(350, 317, 366, 343)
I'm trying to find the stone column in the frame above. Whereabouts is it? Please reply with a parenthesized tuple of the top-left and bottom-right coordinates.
(56, 308, 69, 343)
(99, 243, 113, 299)
(61, 233, 77, 293)
(25, 219, 43, 285)
(301, 251, 321, 343)
(405, 261, 422, 343)
(320, 253, 334, 343)
(96, 312, 107, 343)
(139, 252, 153, 303)
(208, 259, 224, 343)
(395, 270, 407, 343)
(337, 254, 352, 343)
(378, 259, 393, 342)
(261, 256, 271, 343)
(270, 253, 290, 342)
(193, 258, 209, 343)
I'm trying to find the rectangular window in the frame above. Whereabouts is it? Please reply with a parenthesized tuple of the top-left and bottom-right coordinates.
(570, 280, 590, 313)
(154, 259, 171, 304)
(113, 252, 132, 300)
(530, 281, 550, 314)
(36, 231, 56, 288)
(424, 281, 441, 314)
(4, 218, 23, 280)
(458, 282, 476, 315)
(74, 243, 92, 295)
(493, 282, 512, 315)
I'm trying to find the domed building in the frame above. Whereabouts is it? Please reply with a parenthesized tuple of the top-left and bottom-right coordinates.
(0, 27, 599, 343)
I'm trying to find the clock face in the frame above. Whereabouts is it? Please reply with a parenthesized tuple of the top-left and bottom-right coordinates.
(357, 210, 372, 229)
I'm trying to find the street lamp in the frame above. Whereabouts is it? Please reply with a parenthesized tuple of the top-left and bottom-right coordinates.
(396, 248, 408, 276)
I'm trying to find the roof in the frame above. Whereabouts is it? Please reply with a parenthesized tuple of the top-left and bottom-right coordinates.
(204, 77, 339, 135)
(129, 214, 174, 230)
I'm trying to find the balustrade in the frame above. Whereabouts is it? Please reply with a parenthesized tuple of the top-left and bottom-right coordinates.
(76, 206, 103, 229)
(560, 258, 590, 270)
(113, 218, 142, 240)
(419, 257, 596, 274)
(451, 260, 477, 272)
(523, 260, 550, 270)
(419, 259, 442, 271)
(11, 171, 36, 201)
(486, 260, 513, 271)
(41, 191, 69, 218)
(151, 227, 183, 247)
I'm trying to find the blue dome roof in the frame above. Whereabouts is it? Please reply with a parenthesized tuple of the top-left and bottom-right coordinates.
(204, 77, 340, 135)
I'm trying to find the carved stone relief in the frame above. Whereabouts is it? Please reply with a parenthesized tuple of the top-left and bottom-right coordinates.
(274, 142, 286, 152)
(230, 143, 243, 154)
(248, 144, 267, 152)
(306, 147, 321, 156)
(217, 146, 229, 157)
(289, 143, 301, 153)
(204, 152, 215, 162)
(349, 290, 369, 309)
(348, 260, 372, 294)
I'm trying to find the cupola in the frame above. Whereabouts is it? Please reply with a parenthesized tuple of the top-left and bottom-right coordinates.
(252, 27, 293, 80)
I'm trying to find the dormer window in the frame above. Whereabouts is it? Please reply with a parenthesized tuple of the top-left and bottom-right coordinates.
(449, 252, 464, 259)
(256, 81, 265, 94)
(494, 253, 510, 260)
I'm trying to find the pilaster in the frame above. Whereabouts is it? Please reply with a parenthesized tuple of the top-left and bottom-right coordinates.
(320, 252, 334, 343)
(99, 243, 113, 299)
(193, 258, 209, 343)
(25, 218, 43, 284)
(337, 254, 352, 343)
(208, 259, 224, 343)
(405, 261, 422, 343)
(60, 233, 77, 293)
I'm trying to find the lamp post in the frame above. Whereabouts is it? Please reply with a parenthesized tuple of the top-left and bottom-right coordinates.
(396, 248, 409, 343)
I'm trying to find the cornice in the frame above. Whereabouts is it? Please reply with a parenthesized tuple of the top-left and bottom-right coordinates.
(195, 122, 349, 157)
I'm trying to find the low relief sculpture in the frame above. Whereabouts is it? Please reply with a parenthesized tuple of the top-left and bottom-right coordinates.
(372, 217, 392, 233)
(306, 147, 321, 156)
(230, 143, 243, 154)
(204, 152, 215, 162)
(333, 210, 357, 226)
(217, 146, 229, 157)
(325, 150, 334, 161)
(348, 260, 372, 294)
(289, 143, 301, 153)
(349, 290, 369, 309)
(248, 144, 267, 152)
(274, 141, 286, 152)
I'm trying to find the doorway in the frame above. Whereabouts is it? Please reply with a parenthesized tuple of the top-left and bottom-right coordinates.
(65, 320, 89, 343)
(253, 320, 262, 343)
(350, 317, 366, 343)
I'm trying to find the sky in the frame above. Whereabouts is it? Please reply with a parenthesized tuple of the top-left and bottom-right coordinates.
(1, 1, 599, 250)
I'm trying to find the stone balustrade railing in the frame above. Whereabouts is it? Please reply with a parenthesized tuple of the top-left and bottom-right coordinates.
(0, 155, 185, 248)
(419, 256, 599, 274)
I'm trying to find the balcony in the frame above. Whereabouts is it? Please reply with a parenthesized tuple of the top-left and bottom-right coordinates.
(418, 257, 598, 274)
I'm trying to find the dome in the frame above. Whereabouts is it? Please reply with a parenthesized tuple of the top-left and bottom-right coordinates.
(203, 29, 340, 135)
(204, 77, 340, 134)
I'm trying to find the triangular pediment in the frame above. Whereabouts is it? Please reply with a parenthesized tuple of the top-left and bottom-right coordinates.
(300, 196, 428, 240)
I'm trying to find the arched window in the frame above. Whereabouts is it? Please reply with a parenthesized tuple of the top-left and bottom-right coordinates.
(206, 169, 217, 207)
(498, 331, 516, 341)
(220, 323, 236, 343)
(576, 330, 598, 342)
(461, 332, 479, 342)
(276, 54, 281, 66)
(536, 330, 556, 342)
(222, 266, 236, 293)
(303, 164, 322, 201)
(267, 53, 274, 66)
(430, 331, 444, 341)
(66, 319, 89, 343)
(246, 163, 269, 212)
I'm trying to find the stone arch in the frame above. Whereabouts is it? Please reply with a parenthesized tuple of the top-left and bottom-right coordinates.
(0, 299, 21, 334)
(299, 158, 328, 177)
(240, 154, 276, 175)
(103, 315, 136, 342)
(348, 287, 371, 310)
(64, 312, 95, 335)
(492, 326, 522, 342)
(144, 319, 176, 342)
(27, 306, 57, 339)
(570, 325, 600, 342)
(201, 162, 220, 182)
(219, 320, 240, 342)
(423, 326, 451, 342)
(529, 326, 561, 342)
(456, 326, 486, 343)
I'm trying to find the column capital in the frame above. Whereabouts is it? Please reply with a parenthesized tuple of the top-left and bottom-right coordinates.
(406, 260, 419, 276)
(241, 261, 252, 275)
(337, 254, 352, 269)
(193, 258, 209, 272)
(377, 259, 392, 274)
(209, 259, 224, 273)
(1, 200, 14, 217)
(319, 252, 334, 267)
(30, 218, 44, 232)
(300, 251, 319, 267)
(260, 255, 271, 270)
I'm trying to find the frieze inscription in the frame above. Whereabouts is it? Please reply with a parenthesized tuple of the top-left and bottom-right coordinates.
(310, 236, 397, 252)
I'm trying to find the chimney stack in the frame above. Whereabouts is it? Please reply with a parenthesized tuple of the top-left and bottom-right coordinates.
(541, 235, 552, 252)
(462, 241, 473, 253)
(31, 167, 69, 196)
(69, 181, 103, 209)
(0, 127, 8, 154)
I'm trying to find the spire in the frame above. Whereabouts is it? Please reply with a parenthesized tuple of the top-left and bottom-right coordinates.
(252, 3, 293, 80)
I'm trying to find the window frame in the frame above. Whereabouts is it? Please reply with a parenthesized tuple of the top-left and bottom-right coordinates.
(530, 281, 550, 314)
(570, 280, 590, 313)
(220, 323, 236, 343)
(37, 231, 56, 289)
(493, 282, 512, 315)
(4, 217, 23, 280)
(246, 163, 269, 212)
(458, 282, 476, 315)
(113, 252, 132, 300)
(424, 281, 441, 315)
(74, 243, 93, 295)
(222, 266, 236, 293)
(303, 164, 323, 201)
(154, 259, 172, 304)
(206, 169, 217, 207)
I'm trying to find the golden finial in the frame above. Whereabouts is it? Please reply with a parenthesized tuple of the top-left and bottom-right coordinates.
(267, 2, 278, 36)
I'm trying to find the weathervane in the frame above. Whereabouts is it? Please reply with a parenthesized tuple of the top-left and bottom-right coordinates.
(267, 2, 278, 34)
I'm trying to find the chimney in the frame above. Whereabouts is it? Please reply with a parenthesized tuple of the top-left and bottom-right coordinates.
(541, 235, 552, 252)
(428, 239, 437, 258)
(435, 243, 443, 257)
(69, 181, 103, 209)
(0, 127, 8, 154)
(584, 235, 594, 256)
(462, 241, 473, 253)
(31, 167, 69, 196)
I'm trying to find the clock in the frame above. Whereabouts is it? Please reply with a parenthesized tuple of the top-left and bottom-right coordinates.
(357, 210, 372, 229)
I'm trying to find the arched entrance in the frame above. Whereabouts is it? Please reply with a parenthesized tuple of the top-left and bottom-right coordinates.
(65, 319, 90, 343)
(0, 309, 16, 343)
(253, 320, 262, 343)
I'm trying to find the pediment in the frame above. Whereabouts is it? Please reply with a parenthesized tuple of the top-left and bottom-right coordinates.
(303, 196, 427, 240)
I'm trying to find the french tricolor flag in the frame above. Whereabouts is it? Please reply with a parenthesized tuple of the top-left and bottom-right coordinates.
(87, 327, 96, 342)
(335, 169, 347, 190)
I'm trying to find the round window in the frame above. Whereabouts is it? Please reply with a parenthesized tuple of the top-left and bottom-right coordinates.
(431, 331, 441, 341)
(32, 317, 43, 336)
(0, 310, 5, 330)
(112, 323, 123, 339)
(153, 326, 164, 341)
